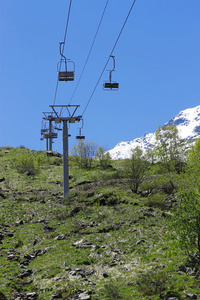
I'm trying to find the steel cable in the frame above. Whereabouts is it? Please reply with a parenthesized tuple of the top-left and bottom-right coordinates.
(68, 0, 110, 105)
(53, 0, 73, 105)
(82, 0, 137, 116)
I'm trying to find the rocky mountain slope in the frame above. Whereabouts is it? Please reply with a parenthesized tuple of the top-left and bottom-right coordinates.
(108, 105, 200, 160)
(0, 147, 200, 299)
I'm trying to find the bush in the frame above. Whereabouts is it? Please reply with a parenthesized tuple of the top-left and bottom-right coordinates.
(136, 270, 168, 296)
(145, 194, 169, 210)
(34, 154, 47, 166)
(103, 280, 122, 299)
(15, 154, 37, 175)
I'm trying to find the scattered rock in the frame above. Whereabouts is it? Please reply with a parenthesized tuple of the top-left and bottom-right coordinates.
(24, 171, 32, 176)
(49, 181, 62, 186)
(139, 189, 152, 197)
(77, 291, 92, 300)
(136, 239, 146, 245)
(54, 234, 66, 240)
(162, 211, 173, 217)
(15, 220, 24, 226)
(43, 225, 55, 232)
(50, 292, 63, 299)
(18, 269, 33, 278)
(68, 268, 94, 277)
(185, 294, 197, 299)
(78, 293, 91, 300)
(32, 238, 38, 245)
(14, 292, 38, 300)
(46, 151, 62, 157)
(103, 272, 109, 278)
(161, 291, 181, 300)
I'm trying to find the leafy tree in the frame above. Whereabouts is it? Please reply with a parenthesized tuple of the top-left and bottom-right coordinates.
(125, 146, 148, 193)
(145, 148, 156, 165)
(155, 125, 186, 173)
(174, 138, 200, 255)
(70, 140, 98, 168)
(96, 146, 111, 168)
(187, 137, 200, 178)
(175, 187, 200, 255)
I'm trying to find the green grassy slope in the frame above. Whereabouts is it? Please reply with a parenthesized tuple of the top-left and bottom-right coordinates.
(0, 147, 199, 300)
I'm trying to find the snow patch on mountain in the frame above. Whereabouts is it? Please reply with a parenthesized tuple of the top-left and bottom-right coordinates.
(108, 105, 200, 160)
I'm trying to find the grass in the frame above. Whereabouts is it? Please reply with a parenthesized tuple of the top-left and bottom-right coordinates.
(0, 147, 200, 299)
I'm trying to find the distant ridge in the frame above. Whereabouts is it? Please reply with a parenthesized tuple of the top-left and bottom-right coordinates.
(108, 105, 200, 160)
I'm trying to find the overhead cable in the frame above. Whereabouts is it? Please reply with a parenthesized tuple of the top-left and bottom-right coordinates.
(53, 0, 73, 105)
(82, 0, 137, 116)
(68, 0, 110, 105)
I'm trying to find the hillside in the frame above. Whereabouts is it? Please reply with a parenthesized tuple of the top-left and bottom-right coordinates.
(0, 147, 199, 300)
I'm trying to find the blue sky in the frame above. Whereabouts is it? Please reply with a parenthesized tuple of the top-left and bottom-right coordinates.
(0, 0, 200, 153)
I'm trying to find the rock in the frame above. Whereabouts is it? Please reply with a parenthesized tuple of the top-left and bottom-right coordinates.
(26, 292, 39, 299)
(24, 254, 35, 260)
(103, 272, 109, 278)
(18, 269, 33, 278)
(50, 292, 62, 299)
(0, 233, 4, 240)
(15, 220, 24, 226)
(43, 225, 55, 232)
(161, 291, 181, 300)
(136, 239, 146, 245)
(46, 151, 62, 158)
(162, 211, 173, 217)
(14, 292, 38, 300)
(185, 294, 197, 299)
(32, 239, 38, 245)
(54, 234, 66, 240)
(24, 171, 32, 176)
(78, 293, 91, 300)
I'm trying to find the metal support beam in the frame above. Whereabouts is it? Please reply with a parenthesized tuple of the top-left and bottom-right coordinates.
(62, 120, 69, 202)
(48, 105, 82, 202)
(46, 137, 49, 151)
(49, 119, 52, 151)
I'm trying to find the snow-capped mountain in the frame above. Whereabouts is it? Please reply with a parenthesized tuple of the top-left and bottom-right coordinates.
(108, 105, 200, 160)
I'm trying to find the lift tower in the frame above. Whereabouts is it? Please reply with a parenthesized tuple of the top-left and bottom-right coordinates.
(49, 104, 81, 202)
(42, 112, 58, 151)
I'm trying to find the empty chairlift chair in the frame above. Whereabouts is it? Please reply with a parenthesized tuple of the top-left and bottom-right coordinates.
(58, 42, 75, 82)
(76, 128, 85, 140)
(103, 55, 119, 91)
(76, 119, 85, 140)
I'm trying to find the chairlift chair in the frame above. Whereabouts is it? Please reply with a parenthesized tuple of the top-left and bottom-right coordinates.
(41, 129, 48, 134)
(55, 127, 62, 131)
(103, 56, 119, 91)
(58, 42, 75, 82)
(76, 133, 85, 140)
(76, 119, 85, 140)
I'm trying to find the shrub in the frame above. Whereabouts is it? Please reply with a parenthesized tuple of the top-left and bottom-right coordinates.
(136, 270, 168, 296)
(15, 154, 37, 175)
(34, 154, 47, 167)
(145, 194, 169, 210)
(103, 280, 122, 299)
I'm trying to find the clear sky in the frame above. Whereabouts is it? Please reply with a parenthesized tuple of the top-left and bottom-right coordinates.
(0, 0, 200, 153)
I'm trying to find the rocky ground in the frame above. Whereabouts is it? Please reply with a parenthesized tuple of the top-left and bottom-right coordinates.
(0, 147, 200, 299)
